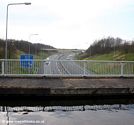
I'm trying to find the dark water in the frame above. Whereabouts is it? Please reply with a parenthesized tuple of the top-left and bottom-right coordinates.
(0, 98, 134, 125)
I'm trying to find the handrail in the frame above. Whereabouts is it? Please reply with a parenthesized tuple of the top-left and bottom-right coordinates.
(0, 59, 134, 63)
(0, 59, 134, 77)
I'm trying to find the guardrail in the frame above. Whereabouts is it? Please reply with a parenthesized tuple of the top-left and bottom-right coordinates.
(0, 59, 134, 77)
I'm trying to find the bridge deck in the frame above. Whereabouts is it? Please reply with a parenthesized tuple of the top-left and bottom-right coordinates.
(0, 77, 134, 97)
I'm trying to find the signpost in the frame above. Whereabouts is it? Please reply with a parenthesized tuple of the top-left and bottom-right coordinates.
(20, 54, 33, 68)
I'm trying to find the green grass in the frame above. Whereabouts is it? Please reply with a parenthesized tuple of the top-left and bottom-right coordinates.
(83, 51, 134, 61)
(6, 61, 43, 74)
(15, 49, 56, 59)
(76, 51, 134, 75)
(86, 62, 121, 74)
(86, 62, 134, 75)
(35, 52, 49, 59)
(0, 49, 57, 75)
(125, 53, 134, 61)
(85, 53, 114, 60)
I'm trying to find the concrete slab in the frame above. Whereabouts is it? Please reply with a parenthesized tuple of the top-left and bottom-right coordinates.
(0, 77, 134, 97)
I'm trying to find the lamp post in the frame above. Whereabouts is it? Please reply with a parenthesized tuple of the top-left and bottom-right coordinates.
(5, 2, 31, 59)
(28, 34, 39, 55)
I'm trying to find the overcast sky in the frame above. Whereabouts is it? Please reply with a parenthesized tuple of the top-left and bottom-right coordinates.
(0, 0, 134, 49)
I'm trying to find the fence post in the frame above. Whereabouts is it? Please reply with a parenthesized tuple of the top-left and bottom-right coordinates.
(84, 61, 86, 76)
(43, 60, 45, 75)
(121, 62, 124, 76)
(2, 60, 4, 75)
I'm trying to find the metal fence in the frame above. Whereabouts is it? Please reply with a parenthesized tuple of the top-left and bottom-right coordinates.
(0, 59, 134, 77)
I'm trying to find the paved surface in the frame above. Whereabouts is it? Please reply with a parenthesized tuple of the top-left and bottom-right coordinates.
(0, 77, 134, 96)
(0, 77, 134, 88)
(39, 53, 91, 75)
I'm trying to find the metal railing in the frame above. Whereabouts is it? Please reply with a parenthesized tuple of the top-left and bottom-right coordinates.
(0, 59, 134, 77)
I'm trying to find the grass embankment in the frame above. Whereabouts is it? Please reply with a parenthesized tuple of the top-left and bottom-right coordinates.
(16, 50, 53, 59)
(78, 51, 134, 75)
(84, 51, 134, 61)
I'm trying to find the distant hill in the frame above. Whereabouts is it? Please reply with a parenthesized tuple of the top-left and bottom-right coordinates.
(0, 39, 56, 59)
(77, 37, 134, 61)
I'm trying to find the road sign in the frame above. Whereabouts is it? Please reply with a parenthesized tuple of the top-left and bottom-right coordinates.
(20, 54, 33, 68)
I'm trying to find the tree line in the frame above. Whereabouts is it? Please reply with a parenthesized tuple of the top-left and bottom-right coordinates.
(0, 39, 55, 59)
(83, 37, 134, 58)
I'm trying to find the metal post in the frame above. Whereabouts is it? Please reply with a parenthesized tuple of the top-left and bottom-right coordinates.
(121, 62, 124, 76)
(84, 61, 86, 76)
(2, 60, 5, 75)
(43, 60, 45, 75)
(5, 2, 31, 60)
(5, 5, 9, 59)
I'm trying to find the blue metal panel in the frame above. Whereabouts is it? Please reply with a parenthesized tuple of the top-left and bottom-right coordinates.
(20, 54, 33, 68)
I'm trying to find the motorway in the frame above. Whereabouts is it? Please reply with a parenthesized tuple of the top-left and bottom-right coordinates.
(38, 52, 90, 76)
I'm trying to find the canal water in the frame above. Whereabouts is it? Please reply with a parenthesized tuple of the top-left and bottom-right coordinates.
(0, 98, 134, 125)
